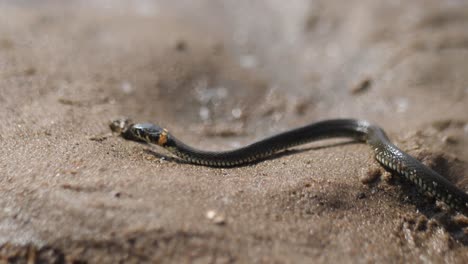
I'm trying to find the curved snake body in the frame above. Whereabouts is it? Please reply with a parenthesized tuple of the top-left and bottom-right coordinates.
(110, 118, 468, 214)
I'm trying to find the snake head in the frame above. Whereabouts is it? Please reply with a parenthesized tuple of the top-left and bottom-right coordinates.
(110, 118, 133, 134)
(130, 123, 168, 146)
(109, 118, 144, 142)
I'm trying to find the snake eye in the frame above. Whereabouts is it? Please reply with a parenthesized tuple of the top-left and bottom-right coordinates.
(135, 127, 144, 138)
(130, 124, 149, 139)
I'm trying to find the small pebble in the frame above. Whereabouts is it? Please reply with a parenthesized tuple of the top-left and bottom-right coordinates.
(442, 135, 458, 144)
(432, 120, 452, 131)
(120, 81, 134, 94)
(231, 108, 242, 119)
(199, 107, 210, 121)
(24, 67, 36, 76)
(88, 134, 111, 142)
(453, 214, 468, 226)
(395, 97, 409, 113)
(205, 210, 226, 225)
(175, 40, 187, 51)
(213, 216, 226, 225)
(239, 54, 257, 69)
(350, 77, 372, 95)
(382, 171, 393, 182)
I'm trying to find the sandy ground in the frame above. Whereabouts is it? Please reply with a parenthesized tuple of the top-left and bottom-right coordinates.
(1, 0, 468, 263)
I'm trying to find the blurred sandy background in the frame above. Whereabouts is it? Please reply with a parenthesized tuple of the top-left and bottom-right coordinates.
(0, 1, 467, 263)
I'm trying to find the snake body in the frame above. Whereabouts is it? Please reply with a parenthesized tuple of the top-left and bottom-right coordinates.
(110, 118, 468, 214)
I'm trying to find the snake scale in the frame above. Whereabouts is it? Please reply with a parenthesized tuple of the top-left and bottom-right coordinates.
(110, 118, 468, 214)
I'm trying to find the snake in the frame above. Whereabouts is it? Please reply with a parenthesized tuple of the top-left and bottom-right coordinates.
(110, 118, 468, 214)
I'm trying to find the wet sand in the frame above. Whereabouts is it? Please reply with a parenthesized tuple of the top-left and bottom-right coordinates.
(1, 1, 468, 263)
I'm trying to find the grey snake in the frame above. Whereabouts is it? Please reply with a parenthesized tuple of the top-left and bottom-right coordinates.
(110, 118, 468, 214)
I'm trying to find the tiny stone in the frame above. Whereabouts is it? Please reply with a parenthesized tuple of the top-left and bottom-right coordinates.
(88, 134, 111, 142)
(293, 100, 308, 115)
(359, 167, 381, 184)
(120, 81, 134, 94)
(24, 67, 36, 76)
(175, 40, 187, 51)
(357, 192, 366, 199)
(442, 135, 458, 144)
(231, 108, 242, 119)
(382, 171, 393, 182)
(395, 97, 409, 113)
(239, 54, 257, 69)
(205, 210, 226, 225)
(350, 77, 372, 95)
(432, 120, 452, 131)
(435, 200, 449, 211)
(213, 216, 226, 225)
(206, 210, 216, 220)
(199, 107, 210, 121)
(463, 228, 468, 236)
(453, 214, 468, 226)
